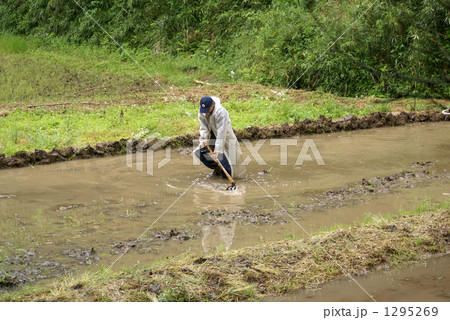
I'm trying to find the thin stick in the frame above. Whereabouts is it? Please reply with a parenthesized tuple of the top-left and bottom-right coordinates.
(205, 145, 235, 188)
(26, 101, 103, 108)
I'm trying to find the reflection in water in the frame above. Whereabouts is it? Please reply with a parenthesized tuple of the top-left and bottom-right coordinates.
(192, 179, 244, 253)
(201, 221, 236, 254)
(192, 180, 246, 211)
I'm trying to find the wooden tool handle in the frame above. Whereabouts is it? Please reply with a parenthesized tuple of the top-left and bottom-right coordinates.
(205, 145, 235, 185)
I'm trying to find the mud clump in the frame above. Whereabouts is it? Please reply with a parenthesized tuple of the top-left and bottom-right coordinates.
(193, 257, 208, 265)
(0, 111, 447, 170)
(111, 229, 200, 255)
(63, 247, 99, 265)
(198, 209, 286, 225)
(0, 273, 19, 288)
(0, 250, 67, 289)
(153, 229, 196, 241)
(410, 161, 435, 168)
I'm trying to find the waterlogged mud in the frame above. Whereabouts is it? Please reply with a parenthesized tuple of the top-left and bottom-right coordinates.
(198, 209, 287, 225)
(63, 248, 99, 265)
(0, 111, 448, 169)
(0, 251, 68, 289)
(111, 229, 201, 255)
(411, 161, 435, 168)
(298, 167, 449, 211)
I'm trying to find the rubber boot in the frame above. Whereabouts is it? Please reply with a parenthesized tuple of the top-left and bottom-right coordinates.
(206, 164, 221, 178)
(213, 165, 222, 176)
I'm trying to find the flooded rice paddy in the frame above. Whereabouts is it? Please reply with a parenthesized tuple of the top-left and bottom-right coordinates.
(1, 122, 449, 300)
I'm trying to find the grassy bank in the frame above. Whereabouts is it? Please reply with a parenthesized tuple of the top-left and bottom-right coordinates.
(1, 201, 448, 302)
(0, 34, 221, 106)
(0, 98, 400, 156)
(1, 34, 447, 157)
(2, 94, 444, 157)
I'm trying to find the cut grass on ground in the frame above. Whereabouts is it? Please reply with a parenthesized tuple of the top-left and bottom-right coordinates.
(1, 201, 448, 302)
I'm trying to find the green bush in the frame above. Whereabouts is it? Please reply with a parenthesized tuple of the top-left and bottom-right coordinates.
(0, 0, 448, 98)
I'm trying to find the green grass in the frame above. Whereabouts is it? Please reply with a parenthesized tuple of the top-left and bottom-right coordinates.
(398, 198, 450, 215)
(366, 200, 449, 228)
(0, 103, 198, 155)
(0, 34, 31, 54)
(227, 98, 392, 128)
(0, 100, 396, 156)
(0, 34, 216, 104)
(0, 34, 445, 156)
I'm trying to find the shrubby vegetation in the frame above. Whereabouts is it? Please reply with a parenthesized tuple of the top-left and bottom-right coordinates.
(1, 0, 448, 97)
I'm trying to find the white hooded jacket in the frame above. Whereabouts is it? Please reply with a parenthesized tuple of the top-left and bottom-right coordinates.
(196, 96, 244, 178)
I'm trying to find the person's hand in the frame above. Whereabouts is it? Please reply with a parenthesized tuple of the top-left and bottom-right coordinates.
(202, 140, 208, 147)
(211, 151, 218, 161)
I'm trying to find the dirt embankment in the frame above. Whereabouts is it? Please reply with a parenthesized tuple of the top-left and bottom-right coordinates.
(0, 111, 447, 170)
(2, 209, 448, 302)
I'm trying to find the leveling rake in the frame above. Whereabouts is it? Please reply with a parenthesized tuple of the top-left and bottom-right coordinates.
(206, 145, 236, 191)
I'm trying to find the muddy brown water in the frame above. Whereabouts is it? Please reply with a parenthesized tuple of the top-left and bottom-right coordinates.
(265, 255, 450, 302)
(0, 122, 449, 297)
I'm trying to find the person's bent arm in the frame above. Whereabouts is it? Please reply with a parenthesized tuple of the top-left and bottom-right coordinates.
(199, 114, 209, 147)
(214, 110, 229, 154)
